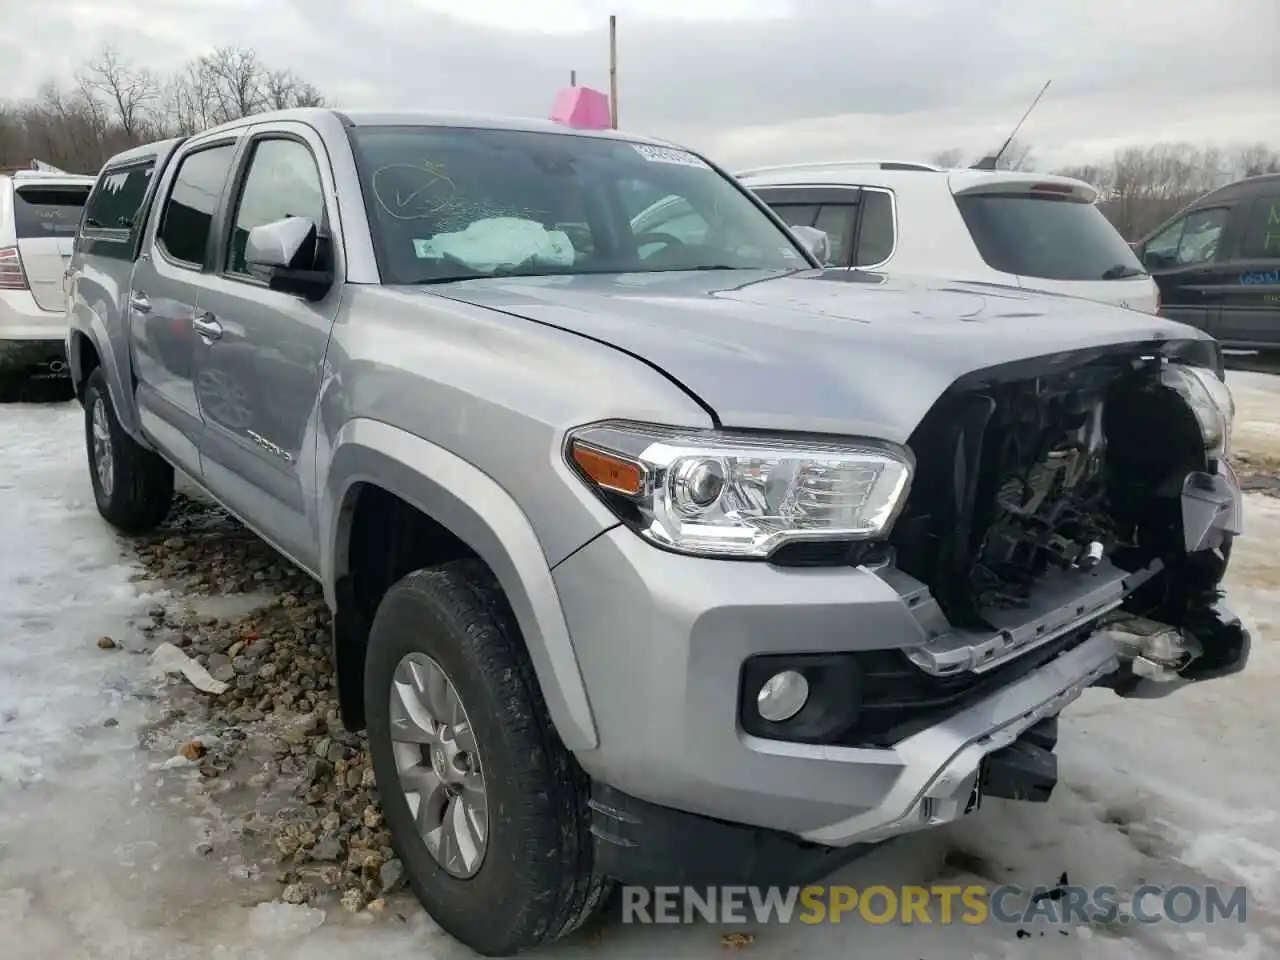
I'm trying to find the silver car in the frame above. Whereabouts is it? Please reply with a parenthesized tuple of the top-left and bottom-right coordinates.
(66, 109, 1248, 956)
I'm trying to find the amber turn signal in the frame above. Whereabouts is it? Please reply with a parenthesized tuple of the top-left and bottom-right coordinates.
(570, 442, 644, 496)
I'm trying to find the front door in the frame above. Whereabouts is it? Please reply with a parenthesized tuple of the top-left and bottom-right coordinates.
(1140, 205, 1233, 337)
(130, 141, 239, 478)
(191, 126, 341, 571)
(1214, 193, 1280, 348)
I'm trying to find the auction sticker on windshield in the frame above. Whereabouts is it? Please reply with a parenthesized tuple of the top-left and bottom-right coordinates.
(632, 144, 709, 168)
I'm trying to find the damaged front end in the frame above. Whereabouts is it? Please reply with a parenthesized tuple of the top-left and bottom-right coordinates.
(884, 339, 1248, 705)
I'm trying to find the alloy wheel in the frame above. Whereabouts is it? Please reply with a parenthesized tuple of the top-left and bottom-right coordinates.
(388, 652, 489, 878)
(91, 397, 114, 497)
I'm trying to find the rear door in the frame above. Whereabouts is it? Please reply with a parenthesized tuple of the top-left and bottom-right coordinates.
(130, 137, 241, 478)
(1212, 192, 1280, 347)
(1136, 205, 1234, 335)
(12, 179, 93, 312)
(748, 186, 862, 267)
(953, 185, 1160, 312)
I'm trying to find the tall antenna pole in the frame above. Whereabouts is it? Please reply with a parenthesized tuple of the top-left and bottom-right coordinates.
(608, 15, 618, 128)
(972, 79, 1051, 170)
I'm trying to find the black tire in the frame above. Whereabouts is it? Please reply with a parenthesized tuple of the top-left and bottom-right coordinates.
(365, 560, 609, 956)
(83, 368, 174, 533)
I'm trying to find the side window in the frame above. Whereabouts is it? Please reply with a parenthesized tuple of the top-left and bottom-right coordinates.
(1143, 216, 1186, 266)
(814, 204, 858, 267)
(157, 143, 237, 268)
(1172, 207, 1228, 266)
(768, 204, 819, 229)
(84, 162, 154, 232)
(227, 138, 327, 276)
(631, 195, 710, 246)
(853, 190, 894, 267)
(1239, 195, 1280, 261)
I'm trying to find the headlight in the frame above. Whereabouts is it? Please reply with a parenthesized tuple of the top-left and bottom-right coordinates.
(1161, 364, 1234, 457)
(565, 421, 913, 558)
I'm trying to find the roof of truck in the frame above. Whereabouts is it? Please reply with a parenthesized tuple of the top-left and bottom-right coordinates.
(334, 108, 669, 145)
(99, 108, 707, 175)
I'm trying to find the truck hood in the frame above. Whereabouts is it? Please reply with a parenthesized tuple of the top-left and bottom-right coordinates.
(417, 268, 1210, 443)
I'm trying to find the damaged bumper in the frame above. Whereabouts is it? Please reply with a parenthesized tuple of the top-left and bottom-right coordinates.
(556, 459, 1249, 862)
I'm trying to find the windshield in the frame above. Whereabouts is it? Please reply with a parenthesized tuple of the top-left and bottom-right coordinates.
(349, 125, 808, 284)
(13, 184, 91, 239)
(955, 194, 1146, 282)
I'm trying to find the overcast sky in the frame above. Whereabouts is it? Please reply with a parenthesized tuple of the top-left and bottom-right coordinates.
(7, 0, 1278, 170)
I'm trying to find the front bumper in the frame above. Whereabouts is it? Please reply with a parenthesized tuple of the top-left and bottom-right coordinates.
(554, 463, 1247, 850)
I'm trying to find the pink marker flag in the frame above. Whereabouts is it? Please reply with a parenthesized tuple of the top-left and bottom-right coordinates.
(550, 86, 612, 129)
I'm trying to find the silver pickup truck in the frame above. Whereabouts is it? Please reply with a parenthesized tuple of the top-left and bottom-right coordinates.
(66, 108, 1249, 956)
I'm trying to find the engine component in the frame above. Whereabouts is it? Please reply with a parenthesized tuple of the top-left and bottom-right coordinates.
(890, 350, 1215, 630)
(968, 378, 1116, 611)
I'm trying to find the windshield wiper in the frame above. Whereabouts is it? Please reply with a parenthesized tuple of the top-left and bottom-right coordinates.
(1101, 263, 1145, 280)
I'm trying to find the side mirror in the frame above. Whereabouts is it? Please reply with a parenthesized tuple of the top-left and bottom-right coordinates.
(790, 225, 831, 265)
(245, 216, 333, 301)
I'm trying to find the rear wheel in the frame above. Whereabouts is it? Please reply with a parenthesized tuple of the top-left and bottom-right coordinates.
(364, 561, 609, 956)
(83, 368, 174, 533)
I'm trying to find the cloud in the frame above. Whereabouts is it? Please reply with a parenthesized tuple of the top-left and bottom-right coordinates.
(6, 0, 1278, 169)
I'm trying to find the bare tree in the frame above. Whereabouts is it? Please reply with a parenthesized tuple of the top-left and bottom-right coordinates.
(0, 46, 329, 172)
(1233, 142, 1280, 179)
(930, 148, 966, 168)
(77, 46, 160, 140)
(265, 70, 325, 111)
(180, 47, 326, 127)
(1053, 162, 1114, 194)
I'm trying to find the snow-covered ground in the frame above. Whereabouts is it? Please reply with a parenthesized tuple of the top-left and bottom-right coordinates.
(2, 376, 1278, 959)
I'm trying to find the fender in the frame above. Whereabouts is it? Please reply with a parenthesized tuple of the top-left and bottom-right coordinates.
(322, 418, 600, 751)
(67, 301, 151, 448)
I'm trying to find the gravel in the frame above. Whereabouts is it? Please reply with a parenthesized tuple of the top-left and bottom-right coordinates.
(1231, 452, 1280, 496)
(129, 493, 407, 916)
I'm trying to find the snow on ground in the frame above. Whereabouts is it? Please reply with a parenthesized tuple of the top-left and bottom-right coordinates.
(1, 384, 1279, 959)
(1230, 370, 1280, 471)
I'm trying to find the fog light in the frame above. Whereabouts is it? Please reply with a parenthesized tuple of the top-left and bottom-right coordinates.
(756, 670, 809, 722)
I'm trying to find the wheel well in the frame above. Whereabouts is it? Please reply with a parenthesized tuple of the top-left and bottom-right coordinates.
(333, 483, 481, 731)
(71, 333, 100, 403)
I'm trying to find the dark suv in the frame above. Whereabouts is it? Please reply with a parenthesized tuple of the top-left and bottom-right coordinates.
(1134, 173, 1280, 349)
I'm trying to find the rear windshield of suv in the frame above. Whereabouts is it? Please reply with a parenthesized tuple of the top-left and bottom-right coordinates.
(13, 184, 92, 239)
(955, 194, 1146, 282)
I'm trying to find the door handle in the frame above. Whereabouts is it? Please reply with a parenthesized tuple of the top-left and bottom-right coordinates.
(129, 292, 152, 314)
(192, 311, 223, 341)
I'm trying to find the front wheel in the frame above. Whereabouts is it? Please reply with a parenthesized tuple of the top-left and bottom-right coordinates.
(83, 368, 174, 533)
(364, 561, 609, 956)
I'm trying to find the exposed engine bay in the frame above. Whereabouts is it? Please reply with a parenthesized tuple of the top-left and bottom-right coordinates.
(888, 345, 1244, 687)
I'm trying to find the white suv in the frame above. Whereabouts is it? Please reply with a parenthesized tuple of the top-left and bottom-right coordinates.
(0, 170, 96, 396)
(738, 160, 1160, 314)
